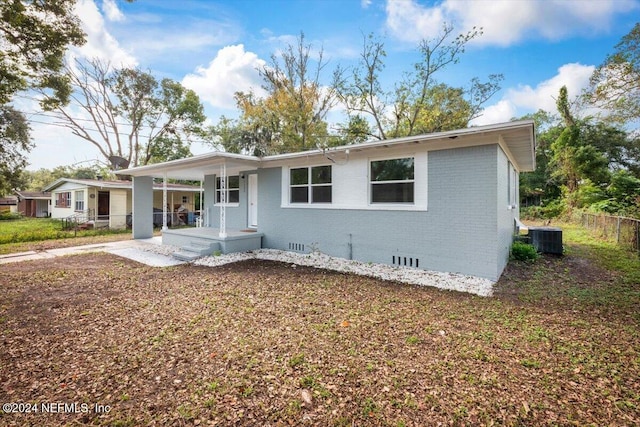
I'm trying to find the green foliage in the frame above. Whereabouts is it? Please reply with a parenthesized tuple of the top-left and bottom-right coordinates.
(336, 115, 371, 144)
(510, 241, 539, 262)
(42, 58, 206, 168)
(546, 87, 612, 211)
(19, 165, 115, 192)
(337, 26, 502, 140)
(216, 33, 338, 156)
(0, 211, 22, 221)
(0, 106, 32, 196)
(0, 218, 128, 245)
(564, 180, 607, 209)
(0, 0, 85, 106)
(590, 170, 640, 217)
(520, 199, 567, 220)
(587, 23, 640, 125)
(518, 111, 563, 204)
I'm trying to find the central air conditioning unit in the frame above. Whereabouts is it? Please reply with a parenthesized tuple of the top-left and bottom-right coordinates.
(527, 226, 563, 255)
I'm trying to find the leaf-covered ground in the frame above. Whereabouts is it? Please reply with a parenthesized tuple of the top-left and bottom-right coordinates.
(0, 230, 639, 426)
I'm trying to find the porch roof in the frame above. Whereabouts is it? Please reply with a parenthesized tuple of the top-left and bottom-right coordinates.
(43, 178, 201, 192)
(117, 120, 536, 180)
(117, 152, 261, 180)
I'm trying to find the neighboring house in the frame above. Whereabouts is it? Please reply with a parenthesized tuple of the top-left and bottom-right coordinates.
(15, 191, 51, 217)
(118, 120, 535, 281)
(0, 197, 18, 213)
(43, 178, 201, 229)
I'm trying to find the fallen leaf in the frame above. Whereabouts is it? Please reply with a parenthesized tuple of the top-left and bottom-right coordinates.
(301, 389, 313, 406)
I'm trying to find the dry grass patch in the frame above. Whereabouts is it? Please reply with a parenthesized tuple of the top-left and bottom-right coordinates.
(0, 248, 638, 426)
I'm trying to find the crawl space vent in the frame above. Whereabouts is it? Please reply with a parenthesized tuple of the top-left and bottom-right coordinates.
(288, 242, 305, 252)
(392, 255, 419, 268)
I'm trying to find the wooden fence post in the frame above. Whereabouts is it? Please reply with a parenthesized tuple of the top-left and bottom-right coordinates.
(616, 216, 621, 243)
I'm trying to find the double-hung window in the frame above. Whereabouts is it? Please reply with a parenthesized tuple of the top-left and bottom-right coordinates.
(216, 176, 240, 204)
(290, 165, 332, 204)
(370, 157, 414, 203)
(74, 190, 85, 211)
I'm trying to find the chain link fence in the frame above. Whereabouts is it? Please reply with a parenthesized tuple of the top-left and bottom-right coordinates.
(581, 212, 640, 253)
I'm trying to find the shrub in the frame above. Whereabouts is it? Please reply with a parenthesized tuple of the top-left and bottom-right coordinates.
(0, 212, 22, 220)
(521, 199, 567, 220)
(510, 241, 539, 262)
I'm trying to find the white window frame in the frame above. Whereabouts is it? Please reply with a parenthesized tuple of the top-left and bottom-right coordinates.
(289, 165, 332, 204)
(369, 156, 415, 205)
(215, 175, 240, 206)
(182, 195, 189, 204)
(74, 190, 85, 212)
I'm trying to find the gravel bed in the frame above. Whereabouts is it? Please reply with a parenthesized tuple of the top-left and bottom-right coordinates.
(191, 248, 494, 297)
(142, 243, 181, 256)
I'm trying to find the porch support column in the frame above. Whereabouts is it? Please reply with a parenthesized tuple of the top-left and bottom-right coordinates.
(219, 163, 227, 238)
(198, 180, 203, 227)
(203, 175, 216, 227)
(162, 173, 168, 231)
(132, 176, 153, 239)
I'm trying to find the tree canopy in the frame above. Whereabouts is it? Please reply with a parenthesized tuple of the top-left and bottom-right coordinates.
(213, 33, 340, 156)
(0, 0, 85, 107)
(0, 0, 86, 195)
(336, 27, 502, 140)
(41, 59, 207, 169)
(0, 105, 32, 195)
(587, 22, 640, 125)
(212, 26, 502, 156)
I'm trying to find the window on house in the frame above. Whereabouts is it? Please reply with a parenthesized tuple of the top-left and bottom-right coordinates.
(182, 195, 189, 204)
(55, 192, 71, 208)
(370, 157, 414, 203)
(75, 190, 84, 211)
(290, 165, 332, 204)
(216, 176, 240, 204)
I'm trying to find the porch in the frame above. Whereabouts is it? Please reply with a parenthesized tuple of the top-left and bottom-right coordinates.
(163, 227, 263, 260)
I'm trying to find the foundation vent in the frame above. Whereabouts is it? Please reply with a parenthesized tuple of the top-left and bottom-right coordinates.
(392, 255, 419, 268)
(288, 242, 305, 252)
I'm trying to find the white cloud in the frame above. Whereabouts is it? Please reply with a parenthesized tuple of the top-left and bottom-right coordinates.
(181, 45, 266, 110)
(507, 63, 594, 112)
(471, 99, 517, 126)
(385, 0, 638, 46)
(361, 0, 373, 8)
(386, 0, 445, 41)
(101, 0, 124, 22)
(73, 0, 136, 66)
(471, 63, 595, 125)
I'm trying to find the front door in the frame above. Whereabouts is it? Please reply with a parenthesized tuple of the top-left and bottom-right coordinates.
(97, 191, 110, 220)
(248, 174, 258, 228)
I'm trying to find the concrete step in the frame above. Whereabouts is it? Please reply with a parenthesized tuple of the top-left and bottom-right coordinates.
(173, 241, 222, 261)
(181, 241, 221, 255)
(173, 250, 203, 261)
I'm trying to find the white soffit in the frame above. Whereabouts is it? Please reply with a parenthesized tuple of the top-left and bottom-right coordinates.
(117, 121, 535, 179)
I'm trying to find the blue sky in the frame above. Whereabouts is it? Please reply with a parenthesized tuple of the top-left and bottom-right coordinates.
(22, 0, 640, 170)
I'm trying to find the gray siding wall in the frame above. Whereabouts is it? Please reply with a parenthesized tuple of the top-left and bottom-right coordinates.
(496, 147, 518, 276)
(132, 176, 154, 238)
(257, 144, 503, 280)
(206, 171, 258, 230)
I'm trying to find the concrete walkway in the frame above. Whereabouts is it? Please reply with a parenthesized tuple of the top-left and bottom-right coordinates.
(0, 237, 185, 267)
